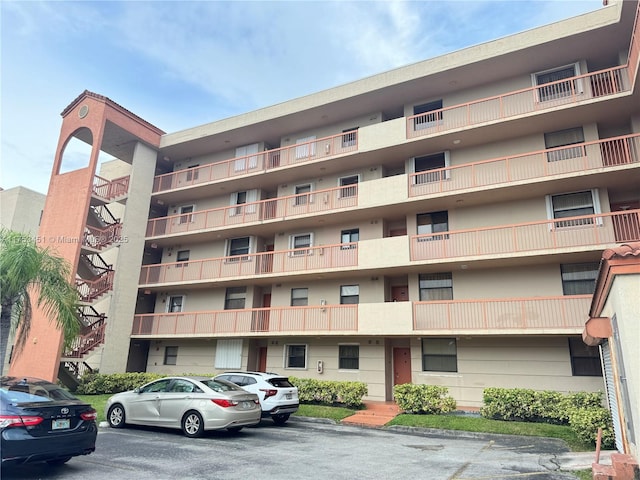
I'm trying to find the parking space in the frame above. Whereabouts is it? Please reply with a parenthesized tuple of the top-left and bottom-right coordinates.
(1, 420, 582, 480)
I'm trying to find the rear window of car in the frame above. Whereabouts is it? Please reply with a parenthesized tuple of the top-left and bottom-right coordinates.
(268, 378, 293, 388)
(0, 383, 77, 404)
(201, 379, 243, 392)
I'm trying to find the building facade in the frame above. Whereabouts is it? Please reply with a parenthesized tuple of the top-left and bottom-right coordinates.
(9, 1, 640, 407)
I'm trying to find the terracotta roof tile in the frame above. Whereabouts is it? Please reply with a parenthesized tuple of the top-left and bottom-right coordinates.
(602, 242, 640, 260)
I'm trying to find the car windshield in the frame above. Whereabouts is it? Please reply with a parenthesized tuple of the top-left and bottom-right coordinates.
(268, 378, 294, 388)
(0, 377, 78, 404)
(200, 379, 243, 392)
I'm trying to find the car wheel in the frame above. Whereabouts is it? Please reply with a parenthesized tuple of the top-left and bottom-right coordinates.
(272, 413, 290, 425)
(181, 411, 204, 438)
(46, 457, 72, 466)
(107, 404, 126, 428)
(227, 426, 243, 433)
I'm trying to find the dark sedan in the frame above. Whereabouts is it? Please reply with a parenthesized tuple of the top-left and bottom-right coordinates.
(0, 376, 97, 466)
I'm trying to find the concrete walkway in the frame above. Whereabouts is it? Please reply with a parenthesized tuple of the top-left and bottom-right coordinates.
(340, 400, 401, 427)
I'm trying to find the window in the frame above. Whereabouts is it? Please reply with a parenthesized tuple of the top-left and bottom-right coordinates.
(141, 378, 172, 393)
(340, 285, 359, 304)
(224, 287, 246, 310)
(164, 346, 178, 366)
(185, 165, 200, 182)
(285, 344, 307, 368)
(417, 211, 449, 240)
(176, 250, 190, 267)
(568, 337, 602, 376)
(339, 175, 359, 198)
(422, 338, 457, 372)
(544, 127, 585, 162)
(339, 345, 359, 370)
(295, 136, 316, 159)
(167, 295, 184, 313)
(341, 228, 359, 249)
(294, 184, 312, 206)
(235, 143, 259, 171)
(342, 127, 358, 148)
(290, 233, 313, 255)
(228, 237, 250, 260)
(534, 63, 581, 102)
(547, 190, 599, 228)
(215, 339, 243, 369)
(230, 190, 257, 215)
(414, 152, 449, 183)
(419, 273, 453, 301)
(413, 100, 443, 130)
(178, 205, 194, 224)
(291, 288, 309, 306)
(561, 263, 599, 295)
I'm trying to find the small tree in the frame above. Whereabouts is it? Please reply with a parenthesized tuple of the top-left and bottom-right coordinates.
(0, 229, 80, 374)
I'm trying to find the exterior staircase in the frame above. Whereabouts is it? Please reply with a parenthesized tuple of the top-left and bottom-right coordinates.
(593, 453, 640, 480)
(341, 401, 401, 427)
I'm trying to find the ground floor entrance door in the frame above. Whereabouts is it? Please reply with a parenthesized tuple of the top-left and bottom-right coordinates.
(393, 347, 412, 386)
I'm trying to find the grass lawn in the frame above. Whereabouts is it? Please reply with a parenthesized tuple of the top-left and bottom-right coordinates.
(77, 395, 592, 453)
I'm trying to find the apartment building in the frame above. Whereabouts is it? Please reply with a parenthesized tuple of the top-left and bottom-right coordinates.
(9, 0, 640, 407)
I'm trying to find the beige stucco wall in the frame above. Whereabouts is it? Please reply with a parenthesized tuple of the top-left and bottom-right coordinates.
(599, 273, 640, 459)
(0, 186, 46, 233)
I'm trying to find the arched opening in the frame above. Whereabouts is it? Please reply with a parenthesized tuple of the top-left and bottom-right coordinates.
(58, 128, 94, 174)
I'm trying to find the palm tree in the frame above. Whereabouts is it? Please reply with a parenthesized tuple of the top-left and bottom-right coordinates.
(0, 229, 80, 375)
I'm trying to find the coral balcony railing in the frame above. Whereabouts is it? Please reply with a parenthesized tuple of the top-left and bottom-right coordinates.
(131, 305, 358, 336)
(92, 175, 130, 201)
(409, 133, 640, 197)
(146, 184, 358, 237)
(153, 131, 358, 193)
(139, 243, 358, 285)
(411, 209, 640, 261)
(413, 296, 591, 332)
(76, 270, 115, 302)
(407, 66, 629, 139)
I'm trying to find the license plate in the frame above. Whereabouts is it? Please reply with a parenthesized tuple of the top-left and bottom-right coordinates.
(52, 419, 70, 430)
(240, 401, 253, 410)
(285, 393, 292, 400)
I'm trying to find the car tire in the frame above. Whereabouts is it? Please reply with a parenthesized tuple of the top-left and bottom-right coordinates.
(272, 413, 290, 425)
(107, 404, 126, 428)
(46, 457, 72, 466)
(227, 426, 243, 433)
(181, 411, 205, 438)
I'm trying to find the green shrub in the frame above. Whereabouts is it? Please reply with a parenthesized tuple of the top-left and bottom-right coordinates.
(568, 407, 615, 449)
(289, 377, 367, 408)
(76, 372, 166, 394)
(393, 384, 456, 414)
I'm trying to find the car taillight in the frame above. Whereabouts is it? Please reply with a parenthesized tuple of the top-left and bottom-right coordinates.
(211, 399, 239, 408)
(0, 415, 44, 428)
(80, 409, 97, 421)
(260, 389, 277, 400)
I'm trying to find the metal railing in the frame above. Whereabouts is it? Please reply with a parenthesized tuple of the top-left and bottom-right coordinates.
(92, 175, 130, 201)
(407, 66, 629, 139)
(139, 243, 358, 285)
(132, 305, 358, 336)
(409, 133, 640, 197)
(83, 222, 123, 250)
(64, 318, 107, 358)
(153, 131, 359, 193)
(410, 209, 640, 261)
(413, 296, 591, 331)
(146, 184, 358, 237)
(76, 270, 115, 302)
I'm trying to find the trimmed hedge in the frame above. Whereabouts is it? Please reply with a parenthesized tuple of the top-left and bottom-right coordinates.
(288, 377, 367, 408)
(481, 387, 613, 448)
(75, 372, 209, 394)
(393, 384, 456, 414)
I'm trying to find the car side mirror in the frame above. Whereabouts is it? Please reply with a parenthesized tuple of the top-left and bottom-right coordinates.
(134, 388, 141, 394)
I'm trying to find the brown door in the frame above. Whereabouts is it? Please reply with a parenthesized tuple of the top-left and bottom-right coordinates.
(257, 347, 267, 372)
(393, 348, 412, 386)
(391, 286, 409, 302)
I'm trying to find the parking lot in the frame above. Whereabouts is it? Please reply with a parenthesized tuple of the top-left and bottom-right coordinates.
(2, 419, 584, 480)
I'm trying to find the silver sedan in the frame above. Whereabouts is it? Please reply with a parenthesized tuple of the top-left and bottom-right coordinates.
(105, 376, 261, 437)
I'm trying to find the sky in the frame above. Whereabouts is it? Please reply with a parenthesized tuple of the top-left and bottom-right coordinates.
(1, 0, 606, 195)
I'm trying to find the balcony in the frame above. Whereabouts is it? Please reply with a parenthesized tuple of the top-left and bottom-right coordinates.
(92, 175, 130, 202)
(406, 66, 629, 139)
(153, 132, 359, 193)
(410, 209, 640, 261)
(139, 243, 358, 286)
(409, 133, 640, 198)
(413, 295, 591, 334)
(131, 305, 358, 337)
(146, 184, 358, 238)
